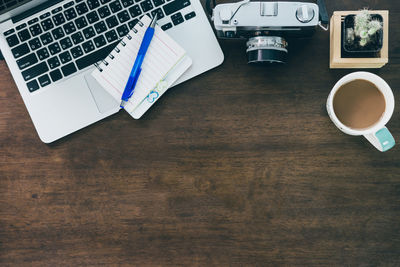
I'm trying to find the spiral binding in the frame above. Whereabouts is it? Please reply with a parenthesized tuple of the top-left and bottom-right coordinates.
(94, 20, 145, 73)
(94, 62, 102, 72)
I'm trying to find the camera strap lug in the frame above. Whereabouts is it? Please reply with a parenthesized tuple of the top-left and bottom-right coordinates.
(318, 21, 329, 31)
(317, 0, 329, 31)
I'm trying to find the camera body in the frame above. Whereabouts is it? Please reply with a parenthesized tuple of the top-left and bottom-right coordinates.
(211, 1, 327, 63)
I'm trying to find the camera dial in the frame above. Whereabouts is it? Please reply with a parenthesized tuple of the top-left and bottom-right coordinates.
(296, 4, 315, 23)
(246, 36, 288, 64)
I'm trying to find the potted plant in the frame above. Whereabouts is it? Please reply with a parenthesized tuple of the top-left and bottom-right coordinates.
(342, 9, 383, 56)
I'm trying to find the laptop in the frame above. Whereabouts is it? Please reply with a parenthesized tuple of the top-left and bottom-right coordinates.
(0, 0, 224, 143)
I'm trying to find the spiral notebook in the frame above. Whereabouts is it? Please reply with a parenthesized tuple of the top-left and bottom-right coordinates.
(91, 15, 192, 119)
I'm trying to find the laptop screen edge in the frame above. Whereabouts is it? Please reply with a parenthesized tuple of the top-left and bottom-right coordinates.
(0, 0, 48, 24)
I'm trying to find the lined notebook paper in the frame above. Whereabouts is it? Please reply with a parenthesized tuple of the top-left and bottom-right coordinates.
(91, 15, 188, 114)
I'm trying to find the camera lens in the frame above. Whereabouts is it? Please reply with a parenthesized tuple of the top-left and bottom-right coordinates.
(246, 36, 288, 64)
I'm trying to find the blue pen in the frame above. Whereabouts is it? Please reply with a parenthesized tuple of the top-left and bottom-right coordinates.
(120, 15, 158, 108)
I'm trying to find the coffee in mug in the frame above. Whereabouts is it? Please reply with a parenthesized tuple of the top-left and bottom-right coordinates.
(327, 72, 395, 152)
(333, 79, 386, 129)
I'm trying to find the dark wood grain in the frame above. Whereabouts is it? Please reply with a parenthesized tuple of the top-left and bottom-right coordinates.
(1, 0, 400, 266)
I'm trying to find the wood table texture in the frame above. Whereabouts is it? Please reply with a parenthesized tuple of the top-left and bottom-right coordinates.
(1, 0, 400, 266)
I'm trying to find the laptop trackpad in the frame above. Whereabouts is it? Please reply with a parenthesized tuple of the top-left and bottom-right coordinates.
(84, 73, 119, 113)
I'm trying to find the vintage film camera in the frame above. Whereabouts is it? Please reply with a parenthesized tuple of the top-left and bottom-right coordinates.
(207, 0, 329, 64)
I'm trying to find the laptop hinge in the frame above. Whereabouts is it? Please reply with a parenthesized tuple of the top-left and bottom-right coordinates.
(12, 0, 64, 23)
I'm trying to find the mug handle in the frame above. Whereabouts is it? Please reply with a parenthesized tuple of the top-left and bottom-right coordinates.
(364, 127, 395, 152)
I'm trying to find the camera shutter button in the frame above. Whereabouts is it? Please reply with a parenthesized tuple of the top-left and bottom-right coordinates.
(296, 5, 314, 23)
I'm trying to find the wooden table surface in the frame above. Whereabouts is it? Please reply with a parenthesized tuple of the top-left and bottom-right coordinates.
(1, 0, 400, 266)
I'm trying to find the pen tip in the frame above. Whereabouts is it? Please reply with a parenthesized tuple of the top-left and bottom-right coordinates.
(150, 14, 158, 28)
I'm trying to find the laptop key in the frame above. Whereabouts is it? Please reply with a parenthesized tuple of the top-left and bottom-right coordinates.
(61, 62, 77, 77)
(37, 47, 50, 60)
(70, 46, 83, 58)
(53, 13, 66, 26)
(83, 26, 96, 39)
(6, 34, 19, 47)
(140, 0, 153, 12)
(82, 40, 95, 53)
(75, 17, 88, 29)
(48, 56, 61, 69)
(16, 23, 27, 31)
(98, 6, 111, 18)
(87, 0, 100, 10)
(117, 10, 130, 23)
(151, 8, 164, 19)
(94, 21, 107, 34)
(184, 11, 195, 20)
(153, 0, 165, 7)
(122, 0, 134, 7)
(59, 51, 72, 64)
(163, 0, 190, 16)
(161, 22, 172, 31)
(60, 37, 73, 50)
(76, 2, 89, 15)
(11, 43, 30, 58)
(21, 62, 49, 81)
(38, 74, 51, 87)
(28, 38, 42, 50)
(171, 12, 184, 25)
(86, 10, 100, 24)
(18, 29, 31, 42)
(49, 42, 61, 55)
(26, 79, 40, 92)
(105, 29, 118, 42)
(16, 53, 38, 70)
(128, 5, 141, 17)
(94, 35, 107, 48)
(76, 41, 119, 70)
(63, 1, 75, 9)
(40, 12, 51, 20)
(64, 8, 77, 20)
(110, 1, 123, 13)
(52, 7, 62, 14)
(52, 27, 65, 40)
(116, 24, 129, 37)
(172, 17, 185, 26)
(41, 18, 54, 31)
(29, 24, 42, 37)
(106, 16, 119, 28)
(50, 69, 63, 82)
(63, 22, 76, 34)
(3, 29, 15, 37)
(71, 32, 84, 44)
(28, 18, 39, 25)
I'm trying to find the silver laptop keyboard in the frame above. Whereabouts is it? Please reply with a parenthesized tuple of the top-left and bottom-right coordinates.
(3, 0, 196, 92)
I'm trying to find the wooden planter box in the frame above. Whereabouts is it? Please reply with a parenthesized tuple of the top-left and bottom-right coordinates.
(330, 10, 389, 69)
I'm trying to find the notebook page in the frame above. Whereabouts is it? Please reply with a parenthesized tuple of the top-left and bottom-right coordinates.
(91, 15, 186, 113)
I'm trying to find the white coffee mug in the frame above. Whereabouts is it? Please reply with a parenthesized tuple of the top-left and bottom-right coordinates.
(327, 72, 395, 152)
